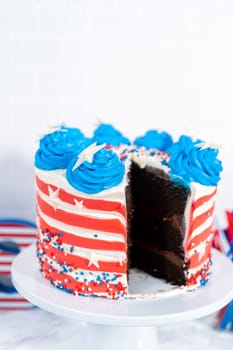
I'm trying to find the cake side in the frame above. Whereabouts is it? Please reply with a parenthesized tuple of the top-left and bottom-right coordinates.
(184, 183, 217, 287)
(34, 124, 223, 299)
(35, 131, 129, 299)
(167, 136, 223, 288)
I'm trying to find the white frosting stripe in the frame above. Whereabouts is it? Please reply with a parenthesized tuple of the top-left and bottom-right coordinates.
(184, 183, 216, 282)
(192, 196, 215, 219)
(35, 168, 127, 202)
(189, 216, 214, 240)
(184, 183, 216, 244)
(37, 208, 125, 243)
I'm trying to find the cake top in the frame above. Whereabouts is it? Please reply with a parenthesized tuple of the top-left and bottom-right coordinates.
(35, 123, 223, 192)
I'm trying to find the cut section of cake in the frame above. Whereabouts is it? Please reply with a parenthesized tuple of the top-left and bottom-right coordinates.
(129, 135, 220, 288)
(130, 161, 190, 286)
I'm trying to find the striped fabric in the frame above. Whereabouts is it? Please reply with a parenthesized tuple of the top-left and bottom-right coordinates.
(0, 220, 36, 310)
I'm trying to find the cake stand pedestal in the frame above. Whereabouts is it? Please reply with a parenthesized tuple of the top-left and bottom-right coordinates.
(12, 245, 233, 350)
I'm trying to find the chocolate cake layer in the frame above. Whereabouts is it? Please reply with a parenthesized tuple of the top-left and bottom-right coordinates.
(131, 210, 185, 257)
(131, 239, 187, 285)
(129, 162, 190, 285)
(131, 162, 189, 216)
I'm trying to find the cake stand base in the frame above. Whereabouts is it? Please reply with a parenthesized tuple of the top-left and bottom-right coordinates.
(86, 325, 158, 350)
(12, 245, 233, 350)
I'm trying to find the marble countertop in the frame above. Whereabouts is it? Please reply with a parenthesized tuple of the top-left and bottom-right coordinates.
(0, 309, 232, 350)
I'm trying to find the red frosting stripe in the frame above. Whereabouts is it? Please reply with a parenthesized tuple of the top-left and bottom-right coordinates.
(39, 217, 126, 252)
(185, 189, 216, 274)
(40, 260, 127, 299)
(187, 205, 215, 236)
(185, 190, 216, 248)
(38, 241, 127, 274)
(194, 189, 217, 208)
(186, 226, 213, 251)
(188, 243, 212, 270)
(37, 194, 126, 236)
(36, 176, 126, 218)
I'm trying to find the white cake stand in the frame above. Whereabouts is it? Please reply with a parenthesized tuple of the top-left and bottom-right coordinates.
(12, 245, 233, 350)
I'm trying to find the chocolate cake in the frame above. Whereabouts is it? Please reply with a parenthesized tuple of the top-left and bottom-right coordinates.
(35, 124, 223, 299)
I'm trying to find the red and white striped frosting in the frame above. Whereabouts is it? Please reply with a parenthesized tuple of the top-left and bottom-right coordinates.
(36, 168, 128, 299)
(184, 183, 217, 286)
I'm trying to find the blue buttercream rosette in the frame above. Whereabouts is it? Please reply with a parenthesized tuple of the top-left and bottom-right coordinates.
(93, 123, 130, 146)
(134, 130, 173, 151)
(66, 143, 125, 194)
(168, 135, 223, 186)
(35, 126, 93, 170)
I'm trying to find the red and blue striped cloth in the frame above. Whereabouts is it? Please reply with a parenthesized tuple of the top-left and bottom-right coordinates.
(213, 211, 233, 330)
(0, 219, 36, 310)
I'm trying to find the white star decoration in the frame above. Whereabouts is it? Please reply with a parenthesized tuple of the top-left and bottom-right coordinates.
(88, 252, 100, 268)
(72, 142, 106, 171)
(197, 240, 210, 261)
(37, 124, 64, 141)
(196, 141, 222, 150)
(48, 186, 60, 211)
(73, 199, 84, 212)
(45, 124, 64, 135)
(118, 257, 126, 267)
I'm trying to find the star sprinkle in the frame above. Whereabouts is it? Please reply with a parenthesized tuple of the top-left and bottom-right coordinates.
(88, 252, 100, 268)
(73, 199, 84, 212)
(198, 240, 211, 261)
(117, 257, 126, 267)
(48, 186, 60, 211)
(72, 142, 105, 171)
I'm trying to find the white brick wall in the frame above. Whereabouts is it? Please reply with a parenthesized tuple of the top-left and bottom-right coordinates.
(1, 0, 233, 222)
